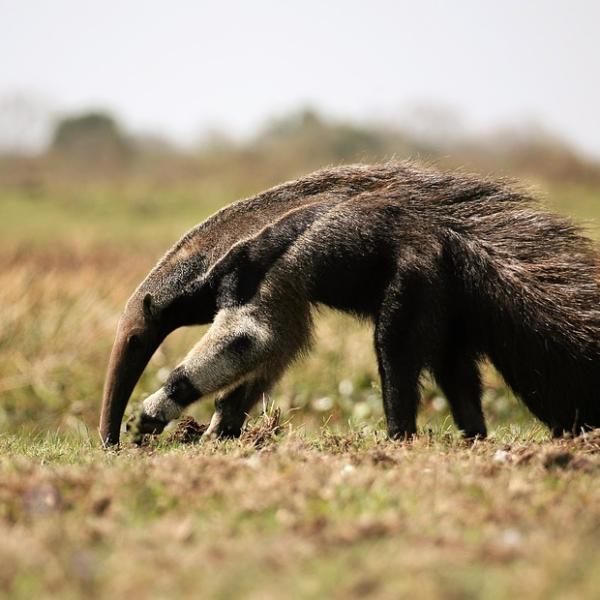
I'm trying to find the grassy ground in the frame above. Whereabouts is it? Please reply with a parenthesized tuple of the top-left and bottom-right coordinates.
(2, 423, 600, 599)
(1, 169, 600, 598)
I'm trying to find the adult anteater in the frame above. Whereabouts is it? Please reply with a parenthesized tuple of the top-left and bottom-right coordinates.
(99, 163, 600, 446)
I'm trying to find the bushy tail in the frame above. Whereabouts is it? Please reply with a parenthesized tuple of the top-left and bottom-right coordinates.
(444, 197, 600, 432)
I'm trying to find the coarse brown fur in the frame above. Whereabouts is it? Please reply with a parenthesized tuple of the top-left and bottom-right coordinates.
(100, 164, 400, 445)
(100, 163, 600, 445)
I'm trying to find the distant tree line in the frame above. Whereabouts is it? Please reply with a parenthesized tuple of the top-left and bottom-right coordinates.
(2, 106, 598, 186)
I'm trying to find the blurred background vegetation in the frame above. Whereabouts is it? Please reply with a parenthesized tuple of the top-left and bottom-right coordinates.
(1, 101, 600, 440)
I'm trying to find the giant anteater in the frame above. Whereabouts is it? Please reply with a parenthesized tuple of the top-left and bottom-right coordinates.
(99, 163, 600, 445)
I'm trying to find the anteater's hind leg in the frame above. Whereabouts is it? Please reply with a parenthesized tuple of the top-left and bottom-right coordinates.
(433, 356, 487, 439)
(375, 326, 423, 439)
(375, 276, 435, 440)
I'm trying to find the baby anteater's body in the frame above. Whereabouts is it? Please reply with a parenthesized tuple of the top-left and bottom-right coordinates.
(100, 163, 600, 445)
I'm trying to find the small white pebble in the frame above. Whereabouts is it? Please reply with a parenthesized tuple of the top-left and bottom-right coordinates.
(245, 455, 261, 470)
(498, 528, 523, 549)
(493, 449, 511, 464)
(340, 464, 356, 477)
(431, 396, 447, 412)
(352, 402, 371, 420)
(312, 396, 333, 412)
(338, 379, 354, 396)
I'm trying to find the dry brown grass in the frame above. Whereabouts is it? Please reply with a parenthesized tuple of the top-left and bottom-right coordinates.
(166, 416, 208, 445)
(1, 424, 600, 598)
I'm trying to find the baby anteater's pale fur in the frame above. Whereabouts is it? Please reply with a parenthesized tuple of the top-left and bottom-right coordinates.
(101, 163, 600, 445)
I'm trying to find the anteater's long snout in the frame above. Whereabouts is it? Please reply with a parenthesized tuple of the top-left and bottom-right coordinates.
(99, 312, 163, 447)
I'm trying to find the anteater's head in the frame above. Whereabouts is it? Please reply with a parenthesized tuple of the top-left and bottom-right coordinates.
(99, 255, 215, 447)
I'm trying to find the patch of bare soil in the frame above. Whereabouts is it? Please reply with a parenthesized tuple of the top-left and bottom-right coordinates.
(240, 408, 282, 449)
(167, 416, 208, 444)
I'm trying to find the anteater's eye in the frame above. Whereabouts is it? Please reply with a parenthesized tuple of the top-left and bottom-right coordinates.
(227, 333, 253, 355)
(127, 334, 140, 348)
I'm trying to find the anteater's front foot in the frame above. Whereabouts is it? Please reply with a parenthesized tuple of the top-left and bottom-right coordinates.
(204, 409, 244, 440)
(126, 411, 168, 445)
(137, 413, 168, 435)
(126, 387, 183, 443)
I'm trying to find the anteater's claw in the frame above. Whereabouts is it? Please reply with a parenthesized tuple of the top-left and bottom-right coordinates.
(126, 411, 167, 445)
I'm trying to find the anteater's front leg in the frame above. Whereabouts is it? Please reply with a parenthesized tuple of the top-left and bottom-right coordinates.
(135, 307, 275, 435)
(205, 375, 275, 439)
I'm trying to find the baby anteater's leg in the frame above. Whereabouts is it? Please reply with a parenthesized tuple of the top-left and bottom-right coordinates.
(137, 306, 276, 433)
(433, 355, 487, 439)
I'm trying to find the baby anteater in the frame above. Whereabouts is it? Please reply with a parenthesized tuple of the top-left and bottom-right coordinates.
(100, 163, 600, 445)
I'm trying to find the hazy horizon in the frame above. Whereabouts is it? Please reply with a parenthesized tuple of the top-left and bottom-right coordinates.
(2, 0, 599, 157)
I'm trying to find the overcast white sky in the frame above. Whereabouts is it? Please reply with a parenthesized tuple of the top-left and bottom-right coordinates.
(1, 0, 599, 156)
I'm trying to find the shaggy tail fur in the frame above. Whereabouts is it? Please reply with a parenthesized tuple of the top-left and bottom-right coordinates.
(440, 190, 600, 433)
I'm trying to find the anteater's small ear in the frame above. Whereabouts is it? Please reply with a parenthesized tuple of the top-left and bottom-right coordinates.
(143, 293, 157, 321)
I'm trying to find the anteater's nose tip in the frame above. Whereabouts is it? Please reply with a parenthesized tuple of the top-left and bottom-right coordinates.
(98, 428, 120, 449)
